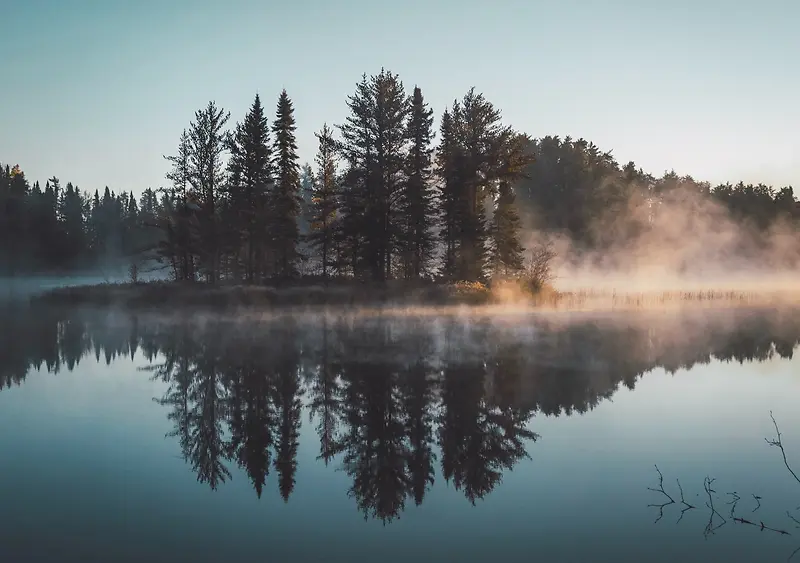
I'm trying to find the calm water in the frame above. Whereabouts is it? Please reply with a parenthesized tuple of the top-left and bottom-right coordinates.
(1, 305, 800, 563)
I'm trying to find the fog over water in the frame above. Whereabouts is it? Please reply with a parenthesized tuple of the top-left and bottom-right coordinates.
(1, 305, 799, 562)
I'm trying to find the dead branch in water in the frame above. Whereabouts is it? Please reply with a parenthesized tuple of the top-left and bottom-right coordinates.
(647, 470, 790, 537)
(788, 512, 800, 528)
(728, 491, 741, 518)
(732, 517, 790, 536)
(647, 412, 800, 557)
(766, 411, 800, 487)
(703, 476, 727, 538)
(647, 464, 675, 523)
(677, 478, 696, 522)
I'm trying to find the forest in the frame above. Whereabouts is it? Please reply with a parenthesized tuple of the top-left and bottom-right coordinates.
(1, 69, 798, 285)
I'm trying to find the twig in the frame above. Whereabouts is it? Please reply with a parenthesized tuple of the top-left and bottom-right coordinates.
(788, 512, 800, 528)
(753, 494, 762, 513)
(766, 411, 800, 486)
(789, 544, 800, 562)
(728, 491, 741, 518)
(677, 478, 696, 523)
(733, 517, 790, 536)
(647, 465, 675, 523)
(703, 476, 727, 537)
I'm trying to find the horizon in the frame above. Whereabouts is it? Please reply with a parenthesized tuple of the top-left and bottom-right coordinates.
(1, 0, 797, 195)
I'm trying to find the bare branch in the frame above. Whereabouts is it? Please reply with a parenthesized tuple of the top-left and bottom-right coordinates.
(788, 512, 800, 528)
(766, 411, 800, 487)
(753, 494, 762, 513)
(677, 478, 696, 523)
(647, 465, 675, 523)
(732, 517, 790, 536)
(703, 476, 727, 538)
(727, 491, 741, 518)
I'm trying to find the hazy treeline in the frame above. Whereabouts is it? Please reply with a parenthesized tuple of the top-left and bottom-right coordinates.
(2, 69, 797, 283)
(0, 165, 162, 276)
(1, 307, 798, 521)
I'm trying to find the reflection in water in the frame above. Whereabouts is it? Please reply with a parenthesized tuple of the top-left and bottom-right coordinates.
(1, 306, 800, 524)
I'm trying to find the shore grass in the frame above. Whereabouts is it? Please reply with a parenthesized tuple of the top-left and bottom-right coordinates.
(27, 278, 800, 313)
(29, 279, 494, 310)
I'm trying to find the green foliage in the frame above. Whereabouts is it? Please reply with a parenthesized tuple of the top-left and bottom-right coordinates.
(3, 70, 798, 285)
(337, 69, 410, 281)
(271, 90, 302, 278)
(227, 93, 273, 282)
(401, 86, 437, 279)
(307, 123, 339, 279)
(491, 181, 525, 275)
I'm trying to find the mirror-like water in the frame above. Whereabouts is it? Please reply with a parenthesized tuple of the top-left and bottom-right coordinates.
(1, 306, 799, 563)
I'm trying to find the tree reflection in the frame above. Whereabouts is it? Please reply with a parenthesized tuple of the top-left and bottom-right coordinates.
(3, 304, 800, 522)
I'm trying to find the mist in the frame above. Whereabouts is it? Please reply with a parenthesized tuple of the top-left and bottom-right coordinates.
(518, 174, 799, 295)
(0, 268, 168, 298)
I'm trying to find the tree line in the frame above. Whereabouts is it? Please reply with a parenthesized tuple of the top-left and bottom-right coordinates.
(2, 69, 797, 282)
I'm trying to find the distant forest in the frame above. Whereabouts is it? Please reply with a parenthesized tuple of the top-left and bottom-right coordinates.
(1, 69, 798, 283)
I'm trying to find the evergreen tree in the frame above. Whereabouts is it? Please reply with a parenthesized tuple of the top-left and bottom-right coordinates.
(308, 123, 339, 280)
(491, 181, 525, 275)
(436, 89, 529, 281)
(59, 181, 86, 268)
(227, 93, 273, 282)
(164, 130, 200, 281)
(338, 70, 409, 281)
(298, 163, 314, 237)
(401, 86, 436, 279)
(336, 74, 374, 279)
(436, 108, 465, 279)
(370, 70, 410, 281)
(271, 90, 302, 279)
(188, 102, 230, 283)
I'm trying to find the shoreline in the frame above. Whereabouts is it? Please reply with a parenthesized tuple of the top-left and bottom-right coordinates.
(21, 280, 800, 314)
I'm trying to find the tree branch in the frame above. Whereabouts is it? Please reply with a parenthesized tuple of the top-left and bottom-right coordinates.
(766, 411, 800, 486)
(647, 465, 675, 523)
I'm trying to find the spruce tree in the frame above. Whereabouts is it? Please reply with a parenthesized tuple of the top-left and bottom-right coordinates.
(164, 130, 200, 280)
(228, 93, 273, 282)
(271, 90, 302, 279)
(436, 89, 530, 282)
(402, 86, 436, 279)
(308, 123, 339, 280)
(337, 74, 374, 279)
(436, 108, 464, 279)
(491, 181, 525, 275)
(338, 70, 409, 281)
(188, 101, 230, 283)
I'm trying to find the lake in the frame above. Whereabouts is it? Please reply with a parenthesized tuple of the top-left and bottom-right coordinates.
(1, 305, 799, 563)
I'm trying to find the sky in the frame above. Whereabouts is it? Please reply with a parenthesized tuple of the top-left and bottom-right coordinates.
(1, 0, 798, 196)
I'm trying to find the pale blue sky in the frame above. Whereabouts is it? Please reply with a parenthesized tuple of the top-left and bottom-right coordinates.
(1, 0, 797, 195)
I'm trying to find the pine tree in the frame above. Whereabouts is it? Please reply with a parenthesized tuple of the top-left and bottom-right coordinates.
(338, 70, 409, 281)
(337, 74, 374, 279)
(164, 130, 200, 280)
(491, 181, 525, 275)
(228, 93, 273, 282)
(188, 101, 230, 283)
(298, 163, 314, 237)
(59, 181, 86, 268)
(308, 123, 339, 280)
(271, 90, 302, 279)
(402, 86, 436, 279)
(436, 108, 465, 279)
(436, 89, 528, 282)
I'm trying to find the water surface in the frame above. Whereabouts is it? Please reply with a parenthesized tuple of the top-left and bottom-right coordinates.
(1, 306, 799, 563)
